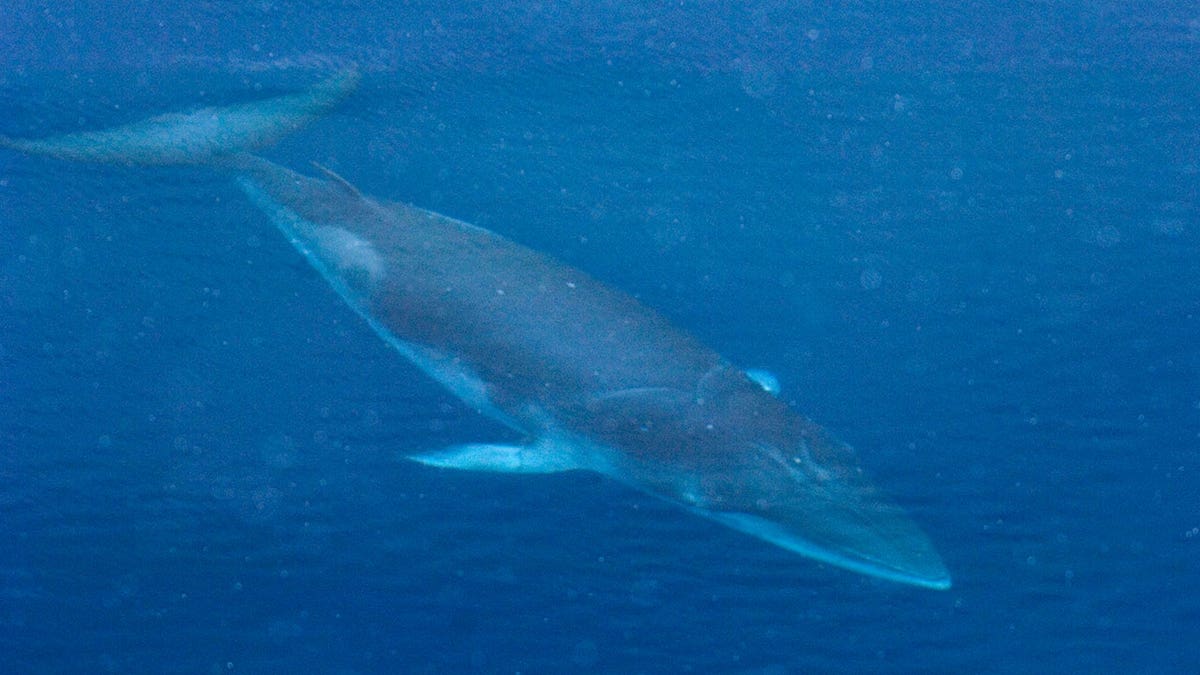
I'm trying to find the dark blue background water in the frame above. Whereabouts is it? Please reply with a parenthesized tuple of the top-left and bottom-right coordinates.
(2, 2, 1198, 673)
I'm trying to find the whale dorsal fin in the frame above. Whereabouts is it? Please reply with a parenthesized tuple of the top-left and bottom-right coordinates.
(310, 161, 365, 199)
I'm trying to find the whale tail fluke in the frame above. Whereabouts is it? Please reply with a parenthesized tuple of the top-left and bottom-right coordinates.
(0, 70, 360, 166)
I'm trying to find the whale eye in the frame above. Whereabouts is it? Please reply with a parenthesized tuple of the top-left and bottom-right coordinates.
(793, 439, 836, 481)
(753, 440, 836, 485)
(754, 442, 801, 478)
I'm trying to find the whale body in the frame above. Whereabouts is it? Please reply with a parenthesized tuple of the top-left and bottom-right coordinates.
(1, 73, 950, 589)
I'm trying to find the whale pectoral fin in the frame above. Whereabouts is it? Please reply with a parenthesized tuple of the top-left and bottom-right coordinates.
(407, 440, 585, 474)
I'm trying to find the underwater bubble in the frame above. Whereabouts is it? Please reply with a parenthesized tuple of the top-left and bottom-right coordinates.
(572, 639, 599, 668)
(1093, 225, 1121, 247)
(860, 268, 882, 290)
(739, 64, 779, 99)
(1153, 218, 1184, 237)
(261, 434, 297, 468)
(629, 577, 662, 607)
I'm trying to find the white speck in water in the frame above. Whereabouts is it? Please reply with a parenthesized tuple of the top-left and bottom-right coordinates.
(572, 640, 599, 668)
(1094, 225, 1121, 247)
(739, 63, 779, 99)
(1153, 218, 1185, 237)
(860, 268, 882, 290)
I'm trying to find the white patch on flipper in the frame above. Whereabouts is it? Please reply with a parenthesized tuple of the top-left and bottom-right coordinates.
(745, 368, 781, 396)
(409, 436, 591, 474)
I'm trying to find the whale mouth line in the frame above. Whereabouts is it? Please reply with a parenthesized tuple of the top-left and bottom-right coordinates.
(709, 510, 952, 590)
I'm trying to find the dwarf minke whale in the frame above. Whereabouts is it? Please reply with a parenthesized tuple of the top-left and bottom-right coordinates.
(1, 73, 950, 589)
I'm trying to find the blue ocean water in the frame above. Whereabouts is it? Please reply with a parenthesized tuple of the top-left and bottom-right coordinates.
(2, 2, 1199, 673)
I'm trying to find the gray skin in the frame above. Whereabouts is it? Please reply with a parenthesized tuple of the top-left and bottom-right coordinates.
(1, 75, 950, 589)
